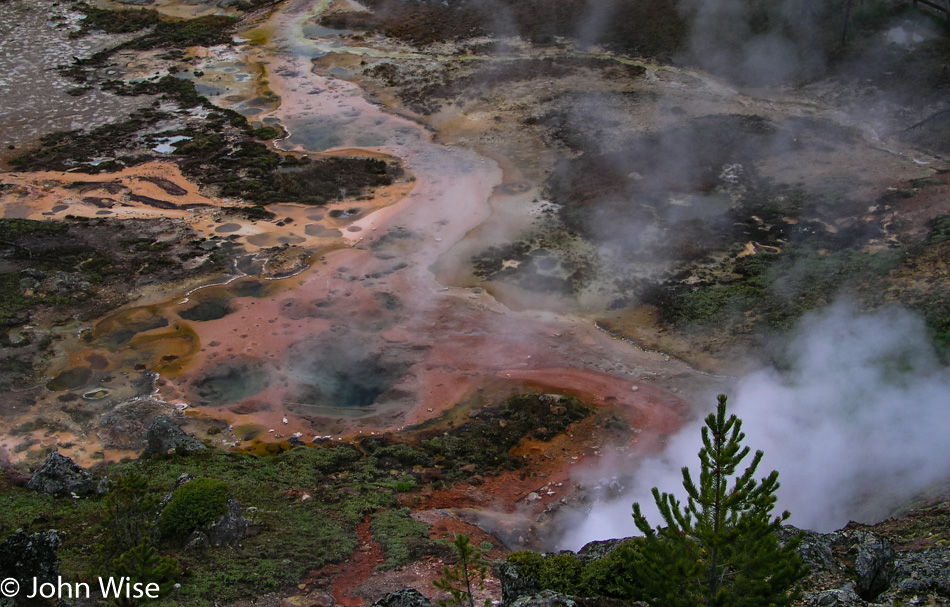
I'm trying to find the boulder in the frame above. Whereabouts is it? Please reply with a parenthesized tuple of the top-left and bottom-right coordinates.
(499, 561, 543, 606)
(798, 585, 866, 607)
(879, 547, 950, 603)
(512, 591, 579, 607)
(577, 538, 628, 561)
(27, 451, 93, 496)
(828, 529, 894, 601)
(0, 529, 61, 588)
(785, 524, 950, 606)
(143, 415, 207, 456)
(97, 398, 167, 450)
(185, 496, 248, 548)
(371, 589, 431, 607)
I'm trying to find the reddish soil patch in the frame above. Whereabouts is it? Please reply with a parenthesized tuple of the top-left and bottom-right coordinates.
(328, 517, 387, 607)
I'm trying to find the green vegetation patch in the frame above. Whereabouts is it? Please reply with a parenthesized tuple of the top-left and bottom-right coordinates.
(414, 393, 592, 478)
(927, 214, 950, 244)
(0, 391, 592, 605)
(0, 219, 69, 241)
(370, 507, 433, 569)
(124, 15, 238, 50)
(73, 3, 160, 36)
(649, 243, 905, 333)
(507, 539, 645, 600)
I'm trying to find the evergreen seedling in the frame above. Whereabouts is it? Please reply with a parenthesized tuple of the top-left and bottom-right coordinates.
(433, 535, 490, 607)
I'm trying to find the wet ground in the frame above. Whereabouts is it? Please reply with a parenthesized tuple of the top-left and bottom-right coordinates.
(0, 0, 726, 470)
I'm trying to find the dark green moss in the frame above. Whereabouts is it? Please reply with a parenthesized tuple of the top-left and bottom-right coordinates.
(416, 394, 591, 478)
(252, 126, 283, 140)
(72, 3, 160, 35)
(124, 15, 239, 50)
(927, 214, 950, 244)
(370, 507, 433, 569)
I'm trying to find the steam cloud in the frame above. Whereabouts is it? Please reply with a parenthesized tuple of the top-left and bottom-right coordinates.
(559, 302, 950, 550)
(677, 0, 831, 85)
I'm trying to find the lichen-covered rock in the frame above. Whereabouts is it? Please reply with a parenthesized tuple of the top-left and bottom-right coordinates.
(782, 524, 950, 607)
(97, 398, 167, 450)
(879, 547, 950, 603)
(798, 584, 866, 607)
(576, 538, 627, 562)
(829, 529, 894, 601)
(511, 591, 579, 607)
(143, 415, 207, 456)
(27, 451, 93, 496)
(0, 529, 61, 589)
(779, 526, 838, 573)
(371, 588, 431, 607)
(185, 496, 247, 548)
(500, 561, 543, 606)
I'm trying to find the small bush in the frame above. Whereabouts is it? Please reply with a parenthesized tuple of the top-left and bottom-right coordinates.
(157, 478, 228, 539)
(507, 551, 583, 594)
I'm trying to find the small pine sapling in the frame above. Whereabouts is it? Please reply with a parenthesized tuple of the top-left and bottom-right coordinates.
(433, 535, 491, 607)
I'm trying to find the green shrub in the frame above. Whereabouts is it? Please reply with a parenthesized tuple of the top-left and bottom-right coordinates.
(507, 551, 583, 594)
(252, 126, 283, 140)
(157, 478, 228, 539)
(507, 540, 645, 600)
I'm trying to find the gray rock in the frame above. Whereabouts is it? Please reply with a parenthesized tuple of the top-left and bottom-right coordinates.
(577, 538, 628, 562)
(27, 451, 94, 497)
(97, 398, 167, 450)
(779, 526, 839, 575)
(371, 589, 432, 607)
(500, 561, 543, 606)
(0, 529, 61, 590)
(798, 585, 866, 607)
(143, 415, 207, 456)
(188, 496, 247, 547)
(880, 547, 950, 602)
(159, 473, 195, 510)
(511, 591, 578, 607)
(829, 529, 894, 601)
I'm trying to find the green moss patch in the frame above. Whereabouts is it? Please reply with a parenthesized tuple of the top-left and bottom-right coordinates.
(370, 507, 433, 569)
(412, 393, 592, 478)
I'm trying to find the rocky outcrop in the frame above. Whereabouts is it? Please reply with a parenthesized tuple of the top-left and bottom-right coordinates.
(0, 529, 61, 591)
(500, 561, 543, 606)
(143, 415, 207, 456)
(157, 475, 247, 548)
(779, 525, 950, 606)
(27, 451, 94, 496)
(97, 398, 167, 450)
(511, 591, 579, 607)
(878, 548, 950, 603)
(186, 495, 248, 548)
(371, 589, 432, 607)
(511, 591, 643, 607)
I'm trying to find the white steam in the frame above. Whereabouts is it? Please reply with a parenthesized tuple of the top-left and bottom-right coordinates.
(559, 302, 950, 550)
